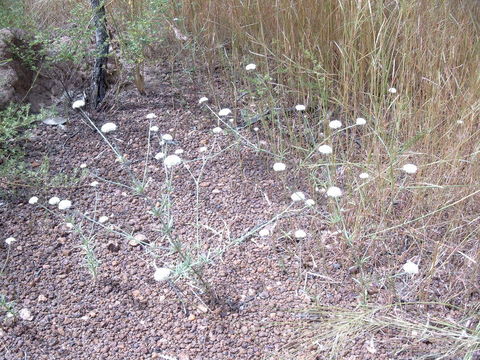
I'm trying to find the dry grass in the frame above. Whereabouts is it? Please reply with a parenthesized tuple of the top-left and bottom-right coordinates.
(177, 0, 480, 303)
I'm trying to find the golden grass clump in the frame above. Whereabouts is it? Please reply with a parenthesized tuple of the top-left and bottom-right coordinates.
(179, 0, 480, 303)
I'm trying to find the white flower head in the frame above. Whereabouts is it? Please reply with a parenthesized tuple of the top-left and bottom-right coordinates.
(98, 216, 109, 224)
(295, 104, 306, 111)
(326, 186, 343, 198)
(174, 149, 184, 155)
(72, 99, 85, 109)
(154, 152, 165, 160)
(19, 308, 33, 321)
(150, 125, 159, 132)
(80, 163, 87, 169)
(294, 230, 307, 239)
(212, 127, 223, 134)
(273, 162, 286, 172)
(291, 192, 306, 202)
(66, 222, 74, 229)
(198, 96, 209, 104)
(146, 113, 157, 119)
(305, 199, 315, 206)
(388, 87, 397, 94)
(164, 154, 182, 168)
(318, 144, 333, 154)
(218, 108, 232, 116)
(199, 146, 207, 153)
(90, 181, 99, 187)
(5, 237, 16, 245)
(359, 172, 369, 179)
(329, 120, 342, 129)
(456, 120, 464, 125)
(154, 267, 171, 282)
(101, 122, 117, 133)
(58, 199, 72, 210)
(245, 63, 256, 71)
(253, 127, 259, 132)
(402, 163, 418, 174)
(402, 261, 419, 275)
(356, 117, 366, 125)
(161, 134, 173, 141)
(48, 196, 60, 205)
(28, 196, 38, 205)
(259, 228, 270, 237)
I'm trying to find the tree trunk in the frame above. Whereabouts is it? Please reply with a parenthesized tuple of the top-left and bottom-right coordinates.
(90, 0, 109, 109)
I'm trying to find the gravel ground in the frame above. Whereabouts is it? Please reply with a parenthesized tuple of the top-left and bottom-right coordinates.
(1, 65, 477, 360)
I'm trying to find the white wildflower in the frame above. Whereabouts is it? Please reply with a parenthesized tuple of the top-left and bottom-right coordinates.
(164, 154, 182, 168)
(19, 308, 33, 321)
(253, 127, 259, 132)
(388, 87, 397, 94)
(48, 196, 60, 205)
(356, 117, 366, 125)
(295, 104, 306, 111)
(212, 127, 223, 134)
(161, 134, 173, 141)
(66, 222, 74, 229)
(154, 152, 165, 160)
(326, 186, 343, 198)
(198, 96, 209, 104)
(456, 120, 464, 125)
(174, 149, 184, 155)
(58, 199, 72, 210)
(291, 192, 306, 202)
(359, 172, 370, 179)
(273, 162, 286, 172)
(318, 144, 333, 154)
(98, 216, 109, 224)
(402, 261, 419, 275)
(5, 237, 16, 245)
(154, 267, 171, 282)
(150, 125, 159, 132)
(28, 196, 38, 204)
(90, 181, 99, 187)
(294, 230, 307, 239)
(101, 123, 117, 133)
(259, 228, 270, 237)
(80, 163, 87, 169)
(146, 113, 157, 119)
(402, 163, 418, 174)
(72, 99, 85, 109)
(245, 63, 256, 71)
(305, 199, 315, 206)
(218, 108, 232, 116)
(329, 120, 342, 129)
(199, 146, 207, 153)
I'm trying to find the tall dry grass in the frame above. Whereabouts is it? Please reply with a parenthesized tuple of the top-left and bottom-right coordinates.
(178, 0, 480, 304)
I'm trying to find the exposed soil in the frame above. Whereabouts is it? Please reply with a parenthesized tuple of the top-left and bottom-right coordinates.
(0, 64, 476, 360)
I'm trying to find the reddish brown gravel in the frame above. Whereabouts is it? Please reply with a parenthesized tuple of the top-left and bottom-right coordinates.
(0, 65, 475, 360)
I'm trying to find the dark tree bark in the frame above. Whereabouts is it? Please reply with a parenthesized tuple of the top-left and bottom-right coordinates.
(90, 0, 109, 109)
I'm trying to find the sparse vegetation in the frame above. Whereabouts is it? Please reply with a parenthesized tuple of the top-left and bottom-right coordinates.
(1, 0, 479, 358)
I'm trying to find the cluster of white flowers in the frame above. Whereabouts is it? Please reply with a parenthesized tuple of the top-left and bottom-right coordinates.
(245, 63, 256, 71)
(388, 87, 397, 94)
(291, 192, 306, 202)
(101, 123, 117, 133)
(48, 196, 60, 205)
(162, 134, 173, 141)
(259, 228, 270, 237)
(146, 113, 157, 119)
(164, 154, 182, 168)
(329, 120, 342, 129)
(5, 237, 16, 246)
(295, 104, 306, 111)
(212, 127, 223, 134)
(355, 117, 366, 125)
(198, 97, 209, 104)
(326, 186, 342, 198)
(154, 267, 171, 282)
(402, 260, 419, 275)
(218, 108, 232, 117)
(273, 162, 286, 172)
(150, 125, 159, 132)
(402, 163, 418, 174)
(359, 172, 370, 179)
(318, 144, 333, 154)
(72, 99, 85, 109)
(294, 230, 307, 239)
